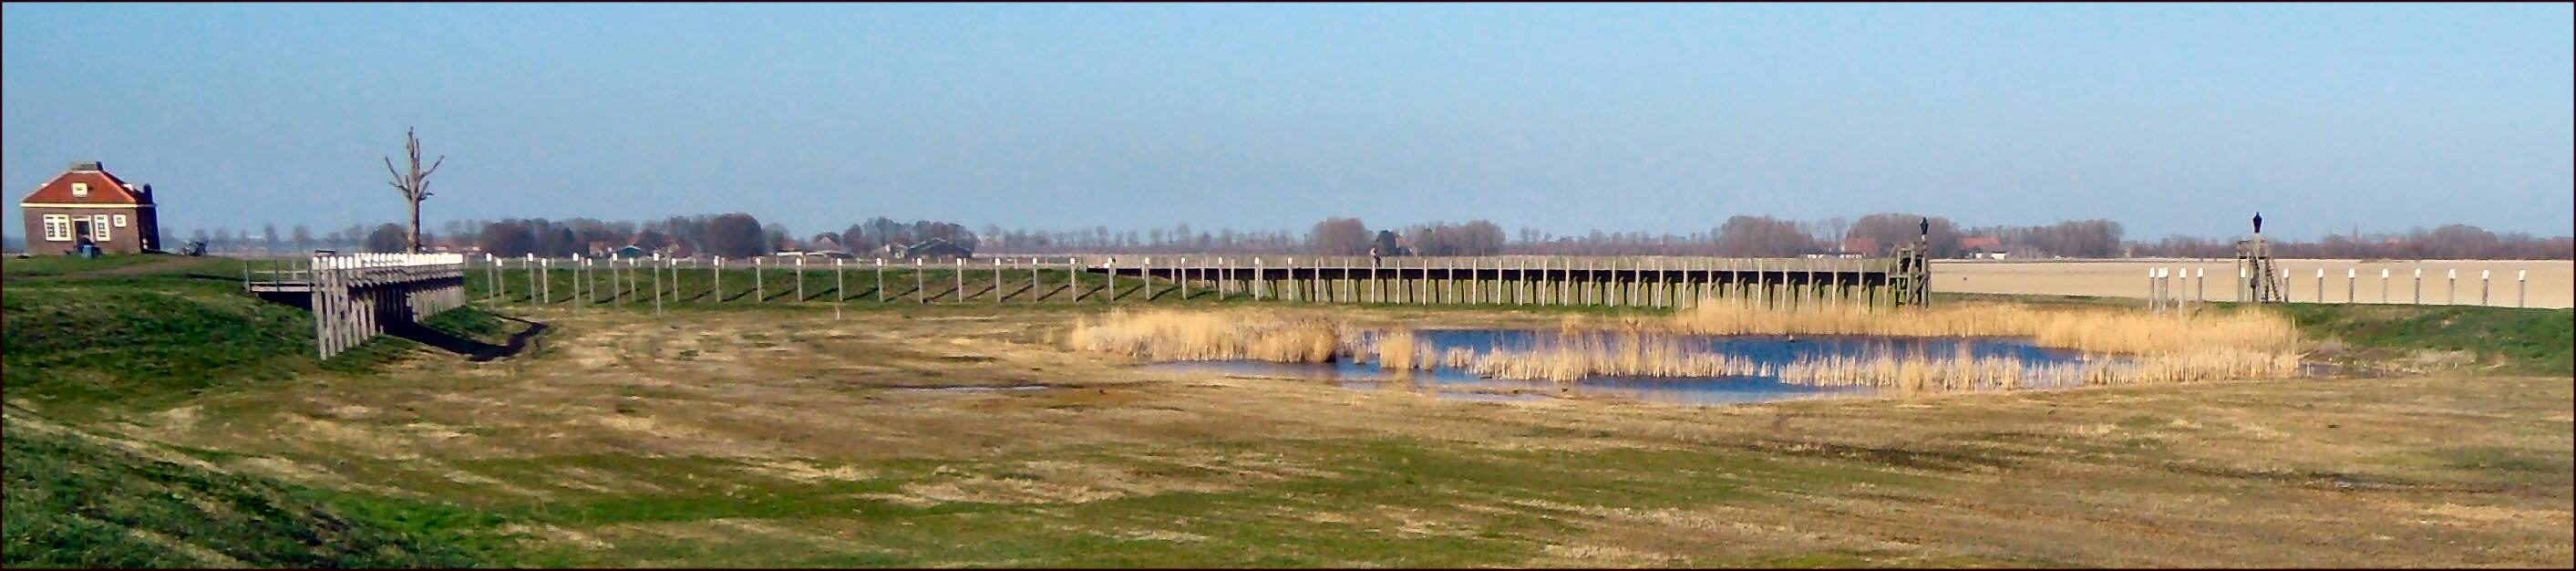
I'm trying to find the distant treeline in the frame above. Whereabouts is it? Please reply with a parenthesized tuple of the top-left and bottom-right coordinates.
(139, 213, 2571, 261)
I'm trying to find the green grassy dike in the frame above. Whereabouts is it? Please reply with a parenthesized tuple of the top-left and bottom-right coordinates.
(4, 258, 532, 567)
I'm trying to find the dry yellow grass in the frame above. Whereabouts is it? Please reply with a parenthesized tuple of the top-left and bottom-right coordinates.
(1066, 308, 1340, 363)
(1374, 329, 1418, 378)
(1465, 330, 1769, 383)
(1779, 345, 2303, 393)
(1069, 301, 2307, 393)
(1669, 296, 2302, 356)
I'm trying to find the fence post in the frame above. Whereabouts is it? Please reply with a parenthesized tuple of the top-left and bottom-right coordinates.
(654, 258, 665, 315)
(2380, 268, 2389, 304)
(2447, 269, 2457, 306)
(836, 259, 846, 318)
(2480, 270, 2490, 306)
(2148, 268, 2159, 310)
(954, 258, 965, 303)
(993, 258, 1003, 303)
(2314, 268, 2324, 303)
(524, 254, 537, 308)
(915, 258, 926, 304)
(2414, 268, 2423, 305)
(2346, 268, 2355, 304)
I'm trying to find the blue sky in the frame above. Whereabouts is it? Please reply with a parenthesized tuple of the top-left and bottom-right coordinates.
(5, 3, 2569, 242)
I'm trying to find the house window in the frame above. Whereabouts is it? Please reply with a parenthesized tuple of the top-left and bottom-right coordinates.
(71, 182, 88, 197)
(92, 215, 112, 241)
(113, 214, 129, 227)
(42, 214, 71, 242)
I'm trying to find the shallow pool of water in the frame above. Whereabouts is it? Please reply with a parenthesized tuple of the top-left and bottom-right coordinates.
(1142, 330, 2106, 406)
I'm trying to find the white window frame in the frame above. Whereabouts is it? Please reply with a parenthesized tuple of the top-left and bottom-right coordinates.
(113, 213, 129, 227)
(92, 214, 111, 241)
(70, 182, 88, 197)
(42, 214, 71, 242)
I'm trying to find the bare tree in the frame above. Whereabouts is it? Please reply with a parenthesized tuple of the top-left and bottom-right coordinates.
(383, 127, 447, 253)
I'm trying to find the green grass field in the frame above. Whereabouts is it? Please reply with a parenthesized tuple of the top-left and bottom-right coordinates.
(4, 261, 2568, 567)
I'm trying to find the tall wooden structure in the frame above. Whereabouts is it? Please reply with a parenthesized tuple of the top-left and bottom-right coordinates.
(2235, 213, 2284, 303)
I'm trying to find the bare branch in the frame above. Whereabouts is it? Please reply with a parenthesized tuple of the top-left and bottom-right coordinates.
(420, 155, 445, 179)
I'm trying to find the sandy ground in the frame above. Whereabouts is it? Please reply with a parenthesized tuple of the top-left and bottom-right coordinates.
(1935, 259, 2574, 308)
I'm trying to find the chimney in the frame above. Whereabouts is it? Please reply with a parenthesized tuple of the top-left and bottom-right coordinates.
(69, 161, 102, 171)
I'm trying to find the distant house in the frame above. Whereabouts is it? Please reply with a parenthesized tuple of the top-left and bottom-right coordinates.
(1959, 235, 2002, 253)
(612, 245, 650, 259)
(901, 238, 974, 260)
(18, 161, 161, 254)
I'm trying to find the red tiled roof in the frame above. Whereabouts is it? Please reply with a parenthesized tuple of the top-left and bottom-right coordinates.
(1960, 235, 2002, 250)
(20, 167, 151, 206)
(1841, 237, 1880, 254)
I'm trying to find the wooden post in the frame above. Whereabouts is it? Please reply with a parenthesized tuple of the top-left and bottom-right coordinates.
(1107, 258, 1117, 302)
(876, 258, 886, 303)
(954, 258, 966, 303)
(836, 259, 846, 318)
(2414, 268, 2423, 305)
(2519, 270, 2528, 308)
(755, 257, 766, 304)
(2381, 268, 2390, 304)
(1067, 257, 1078, 303)
(713, 256, 723, 304)
(1582, 258, 1592, 306)
(915, 258, 927, 304)
(654, 258, 665, 315)
(1255, 258, 1266, 300)
(524, 254, 537, 308)
(2479, 270, 2490, 306)
(2447, 268, 2457, 306)
(2148, 268, 2159, 311)
(993, 258, 1003, 303)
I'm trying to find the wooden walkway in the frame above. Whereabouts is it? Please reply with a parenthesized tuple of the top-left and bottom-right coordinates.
(464, 246, 1933, 309)
(247, 254, 469, 359)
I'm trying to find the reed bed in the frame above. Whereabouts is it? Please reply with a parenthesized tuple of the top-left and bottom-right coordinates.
(1669, 297, 2302, 356)
(1066, 308, 1342, 363)
(1374, 329, 1420, 376)
(1070, 303, 2307, 396)
(1777, 348, 2303, 392)
(1463, 329, 1770, 383)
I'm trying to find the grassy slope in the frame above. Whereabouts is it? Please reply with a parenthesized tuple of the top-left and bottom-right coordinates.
(2, 264, 526, 567)
(2275, 304, 2574, 375)
(0, 254, 180, 279)
(2, 412, 510, 568)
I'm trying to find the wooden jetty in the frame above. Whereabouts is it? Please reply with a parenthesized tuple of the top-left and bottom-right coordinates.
(247, 254, 469, 359)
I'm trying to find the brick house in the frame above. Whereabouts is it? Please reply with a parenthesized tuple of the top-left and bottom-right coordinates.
(19, 161, 161, 254)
